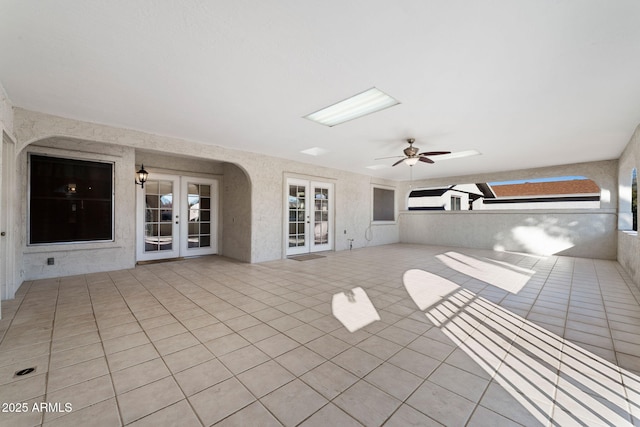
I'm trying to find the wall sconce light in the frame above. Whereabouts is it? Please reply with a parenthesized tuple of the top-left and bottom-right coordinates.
(135, 164, 148, 189)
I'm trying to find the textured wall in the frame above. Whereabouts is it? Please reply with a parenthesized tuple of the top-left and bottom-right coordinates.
(0, 86, 16, 304)
(617, 124, 640, 286)
(618, 231, 639, 284)
(0, 84, 13, 137)
(397, 160, 620, 260)
(21, 139, 136, 280)
(400, 210, 617, 259)
(222, 162, 252, 262)
(12, 109, 400, 274)
(136, 151, 225, 176)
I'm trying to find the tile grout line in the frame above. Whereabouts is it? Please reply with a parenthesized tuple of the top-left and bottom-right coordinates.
(107, 267, 207, 427)
(82, 273, 124, 427)
(40, 277, 60, 427)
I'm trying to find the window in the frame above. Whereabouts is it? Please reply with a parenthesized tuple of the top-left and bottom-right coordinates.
(451, 196, 461, 211)
(29, 154, 113, 244)
(372, 187, 395, 221)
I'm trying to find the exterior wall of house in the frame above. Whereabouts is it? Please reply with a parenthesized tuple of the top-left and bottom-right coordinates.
(408, 186, 482, 210)
(618, 124, 640, 286)
(398, 160, 619, 259)
(446, 190, 469, 210)
(9, 108, 399, 287)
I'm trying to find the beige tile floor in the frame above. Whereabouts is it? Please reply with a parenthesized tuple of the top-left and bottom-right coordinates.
(1, 243, 640, 426)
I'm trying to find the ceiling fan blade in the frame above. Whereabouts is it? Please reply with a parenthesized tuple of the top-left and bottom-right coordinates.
(418, 151, 451, 156)
(419, 156, 435, 164)
(392, 158, 407, 167)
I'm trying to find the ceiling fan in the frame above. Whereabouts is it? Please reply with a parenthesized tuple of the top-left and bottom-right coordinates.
(377, 138, 451, 166)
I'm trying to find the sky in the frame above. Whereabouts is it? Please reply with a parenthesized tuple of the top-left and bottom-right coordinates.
(489, 176, 587, 186)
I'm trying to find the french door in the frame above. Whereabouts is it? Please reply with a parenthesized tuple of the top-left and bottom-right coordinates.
(137, 174, 218, 261)
(286, 178, 333, 256)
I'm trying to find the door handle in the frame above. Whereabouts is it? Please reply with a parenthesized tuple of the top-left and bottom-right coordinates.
(0, 231, 5, 237)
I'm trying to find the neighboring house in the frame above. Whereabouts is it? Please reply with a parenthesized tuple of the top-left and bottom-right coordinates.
(408, 183, 493, 210)
(485, 179, 601, 209)
(408, 179, 600, 210)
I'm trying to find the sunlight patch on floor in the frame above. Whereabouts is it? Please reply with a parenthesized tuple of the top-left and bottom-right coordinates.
(403, 269, 460, 311)
(436, 251, 535, 294)
(412, 274, 639, 426)
(331, 287, 380, 332)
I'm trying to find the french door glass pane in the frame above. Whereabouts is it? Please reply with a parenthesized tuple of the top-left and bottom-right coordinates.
(187, 183, 212, 248)
(144, 180, 174, 252)
(288, 184, 306, 248)
(314, 187, 329, 245)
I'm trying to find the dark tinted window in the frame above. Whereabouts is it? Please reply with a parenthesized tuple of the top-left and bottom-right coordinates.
(373, 187, 394, 221)
(30, 155, 113, 244)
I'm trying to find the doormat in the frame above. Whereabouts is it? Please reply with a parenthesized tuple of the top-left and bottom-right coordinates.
(289, 254, 326, 261)
(137, 257, 183, 265)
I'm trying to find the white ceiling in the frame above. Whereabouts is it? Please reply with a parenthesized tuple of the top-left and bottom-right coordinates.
(2, 1, 640, 181)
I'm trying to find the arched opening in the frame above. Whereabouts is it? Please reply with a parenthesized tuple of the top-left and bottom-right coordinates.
(135, 150, 253, 263)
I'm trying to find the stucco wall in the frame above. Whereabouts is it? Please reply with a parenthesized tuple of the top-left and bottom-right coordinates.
(15, 107, 626, 286)
(0, 83, 13, 137)
(617, 124, 640, 286)
(1, 89, 19, 304)
(400, 210, 617, 259)
(136, 150, 225, 176)
(619, 231, 639, 283)
(10, 109, 400, 284)
(222, 162, 252, 262)
(398, 160, 619, 260)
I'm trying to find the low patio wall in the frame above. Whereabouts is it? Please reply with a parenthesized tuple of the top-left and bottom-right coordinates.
(399, 209, 617, 259)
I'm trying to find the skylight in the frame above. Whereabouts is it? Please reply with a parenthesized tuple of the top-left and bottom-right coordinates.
(304, 87, 400, 127)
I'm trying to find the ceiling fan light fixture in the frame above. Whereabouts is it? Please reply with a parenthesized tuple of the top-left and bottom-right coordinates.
(404, 157, 420, 166)
(304, 87, 400, 127)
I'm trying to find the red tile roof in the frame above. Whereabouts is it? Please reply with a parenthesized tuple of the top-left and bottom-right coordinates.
(491, 180, 600, 197)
